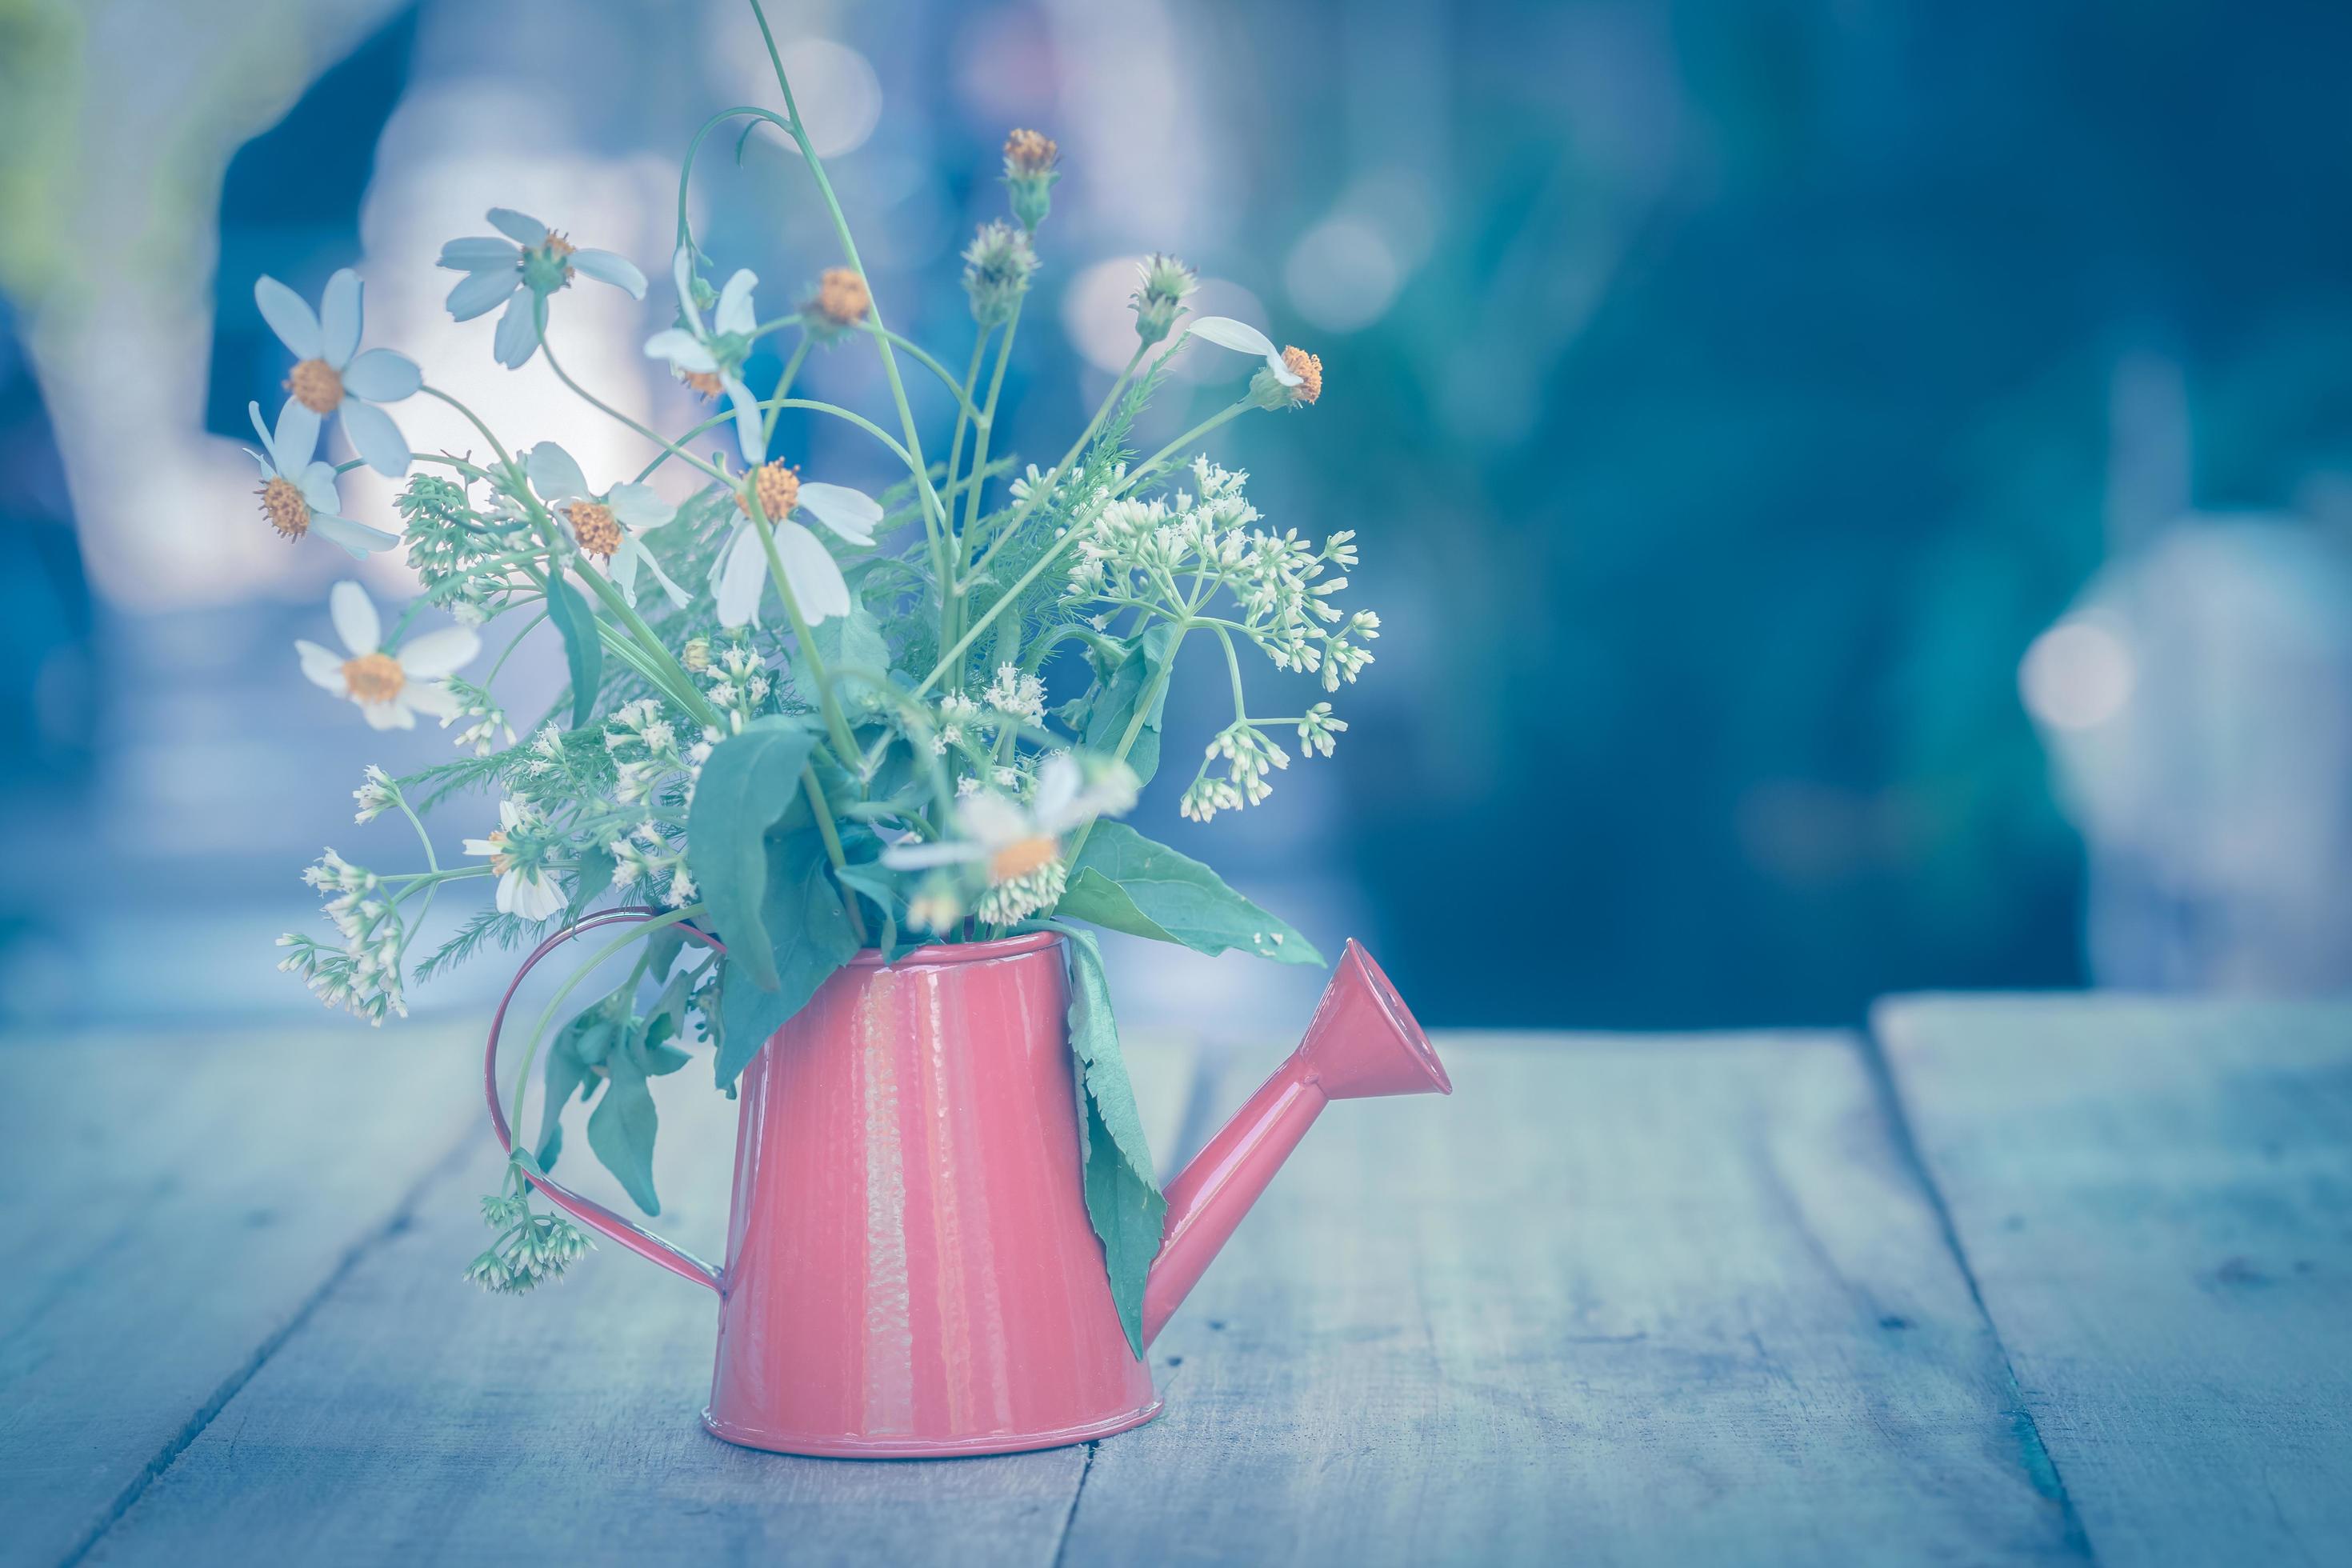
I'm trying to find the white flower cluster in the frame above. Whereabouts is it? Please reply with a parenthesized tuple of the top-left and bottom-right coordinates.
(446, 680, 518, 757)
(926, 663, 1046, 776)
(602, 699, 701, 907)
(610, 822, 697, 909)
(278, 849, 409, 1025)
(699, 638, 773, 733)
(352, 763, 398, 824)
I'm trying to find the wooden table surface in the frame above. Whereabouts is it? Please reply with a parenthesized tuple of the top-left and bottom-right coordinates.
(2, 996, 2346, 1566)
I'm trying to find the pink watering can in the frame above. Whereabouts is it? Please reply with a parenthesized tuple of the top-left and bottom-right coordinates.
(485, 917, 1450, 1458)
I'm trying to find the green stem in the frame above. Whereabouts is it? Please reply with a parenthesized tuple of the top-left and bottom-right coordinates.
(758, 335, 811, 454)
(863, 323, 982, 420)
(802, 766, 869, 944)
(743, 504, 861, 765)
(962, 345, 1146, 587)
(1062, 625, 1192, 866)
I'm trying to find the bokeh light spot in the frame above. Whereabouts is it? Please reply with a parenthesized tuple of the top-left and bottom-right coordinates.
(2021, 618, 2136, 730)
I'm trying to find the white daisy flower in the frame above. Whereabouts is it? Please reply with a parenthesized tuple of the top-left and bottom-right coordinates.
(881, 754, 1139, 926)
(243, 398, 398, 557)
(436, 208, 648, 370)
(462, 798, 567, 922)
(252, 268, 422, 477)
(1185, 315, 1303, 386)
(524, 442, 688, 610)
(295, 581, 481, 731)
(644, 247, 766, 464)
(712, 460, 882, 629)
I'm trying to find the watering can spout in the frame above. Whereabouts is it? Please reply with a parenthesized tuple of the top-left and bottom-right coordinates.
(1139, 940, 1450, 1347)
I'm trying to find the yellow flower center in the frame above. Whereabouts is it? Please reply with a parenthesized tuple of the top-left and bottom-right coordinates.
(484, 829, 515, 877)
(680, 369, 726, 398)
(814, 267, 871, 326)
(1004, 128, 1058, 175)
(987, 835, 1059, 884)
(259, 475, 310, 540)
(1280, 346, 1322, 406)
(566, 499, 621, 558)
(738, 461, 801, 523)
(342, 651, 406, 705)
(286, 358, 343, 414)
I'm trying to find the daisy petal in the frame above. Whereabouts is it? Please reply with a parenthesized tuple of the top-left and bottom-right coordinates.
(360, 700, 416, 731)
(610, 537, 642, 606)
(633, 539, 691, 609)
(796, 482, 882, 546)
(607, 482, 674, 530)
(486, 208, 546, 245)
(247, 401, 281, 470)
(330, 580, 381, 654)
(438, 237, 518, 270)
(295, 639, 346, 690)
(295, 461, 341, 513)
(313, 514, 401, 557)
(1187, 315, 1279, 361)
(341, 347, 421, 402)
(570, 248, 647, 298)
(493, 290, 540, 369)
(340, 397, 411, 478)
(775, 519, 851, 622)
(714, 269, 758, 336)
(398, 626, 482, 679)
(319, 270, 363, 366)
(446, 268, 518, 322)
(273, 397, 321, 470)
(254, 275, 322, 358)
(644, 328, 717, 373)
(723, 377, 765, 465)
(526, 442, 593, 503)
(670, 246, 703, 334)
(402, 680, 463, 720)
(881, 840, 978, 870)
(1032, 754, 1083, 827)
(715, 528, 768, 628)
(958, 793, 1031, 844)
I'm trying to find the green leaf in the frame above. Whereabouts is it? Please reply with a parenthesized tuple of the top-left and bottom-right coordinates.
(564, 842, 614, 923)
(1058, 822, 1325, 966)
(541, 570, 603, 729)
(806, 606, 893, 717)
(713, 830, 858, 1088)
(1059, 926, 1166, 1358)
(1083, 624, 1175, 786)
(686, 716, 821, 993)
(535, 1010, 605, 1170)
(586, 1054, 663, 1214)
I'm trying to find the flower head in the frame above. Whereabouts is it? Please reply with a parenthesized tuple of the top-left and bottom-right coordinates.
(1002, 128, 1060, 230)
(809, 267, 871, 330)
(712, 460, 881, 630)
(252, 269, 421, 476)
(296, 582, 480, 730)
(524, 442, 686, 609)
(1131, 253, 1197, 348)
(439, 208, 647, 370)
(1254, 346, 1323, 410)
(462, 798, 566, 922)
(644, 247, 763, 462)
(242, 399, 398, 557)
(962, 221, 1038, 327)
(1186, 315, 1305, 395)
(881, 754, 1139, 926)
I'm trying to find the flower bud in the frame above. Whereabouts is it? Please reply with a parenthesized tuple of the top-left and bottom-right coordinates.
(1002, 129, 1060, 231)
(806, 267, 871, 334)
(962, 221, 1038, 327)
(1130, 253, 1197, 348)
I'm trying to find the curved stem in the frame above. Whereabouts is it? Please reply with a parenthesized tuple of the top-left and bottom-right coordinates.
(419, 385, 518, 478)
(862, 323, 982, 420)
(676, 106, 798, 253)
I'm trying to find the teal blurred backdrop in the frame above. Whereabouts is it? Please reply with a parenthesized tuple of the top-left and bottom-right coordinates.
(3, 0, 2349, 1030)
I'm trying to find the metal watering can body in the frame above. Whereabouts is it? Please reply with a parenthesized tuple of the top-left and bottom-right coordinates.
(486, 920, 1450, 1458)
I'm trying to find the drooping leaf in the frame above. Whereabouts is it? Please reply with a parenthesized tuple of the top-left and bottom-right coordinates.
(712, 830, 858, 1088)
(534, 1003, 613, 1170)
(1058, 926, 1166, 1358)
(686, 716, 820, 992)
(1082, 623, 1176, 786)
(806, 606, 894, 717)
(564, 842, 614, 923)
(540, 570, 603, 729)
(1058, 822, 1325, 966)
(586, 1053, 662, 1214)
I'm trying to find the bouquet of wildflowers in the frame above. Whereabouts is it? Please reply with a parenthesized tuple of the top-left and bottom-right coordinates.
(258, 2, 1376, 1336)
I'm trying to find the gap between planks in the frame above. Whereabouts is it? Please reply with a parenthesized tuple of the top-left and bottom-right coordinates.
(58, 1118, 481, 1568)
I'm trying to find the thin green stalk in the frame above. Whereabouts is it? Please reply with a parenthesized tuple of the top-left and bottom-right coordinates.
(801, 766, 869, 945)
(759, 335, 812, 452)
(962, 345, 1147, 586)
(1060, 624, 1192, 866)
(742, 503, 862, 765)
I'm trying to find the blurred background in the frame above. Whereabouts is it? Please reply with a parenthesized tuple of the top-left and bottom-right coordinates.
(3, 0, 2350, 1038)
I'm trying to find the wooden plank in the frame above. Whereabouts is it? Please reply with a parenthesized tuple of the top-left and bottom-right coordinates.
(77, 1041, 1200, 1566)
(1062, 1033, 2087, 1566)
(1874, 995, 2352, 1568)
(0, 1022, 480, 1567)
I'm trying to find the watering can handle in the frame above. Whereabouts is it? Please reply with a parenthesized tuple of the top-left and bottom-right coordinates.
(482, 906, 726, 1296)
